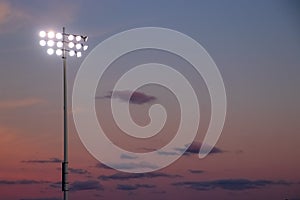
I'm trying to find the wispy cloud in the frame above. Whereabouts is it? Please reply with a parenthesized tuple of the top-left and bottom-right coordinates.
(157, 150, 179, 156)
(117, 184, 155, 191)
(0, 1, 11, 24)
(20, 198, 60, 200)
(175, 141, 224, 156)
(49, 181, 61, 189)
(188, 169, 205, 174)
(99, 172, 180, 181)
(69, 180, 103, 191)
(104, 161, 158, 170)
(21, 158, 61, 164)
(172, 179, 292, 191)
(96, 90, 156, 105)
(49, 180, 103, 191)
(0, 1, 30, 33)
(0, 98, 44, 110)
(95, 163, 114, 170)
(0, 179, 49, 185)
(0, 1, 80, 35)
(120, 154, 138, 160)
(55, 167, 90, 175)
(69, 168, 90, 175)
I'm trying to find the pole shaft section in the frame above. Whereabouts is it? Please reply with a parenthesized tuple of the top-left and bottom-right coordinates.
(62, 26, 68, 200)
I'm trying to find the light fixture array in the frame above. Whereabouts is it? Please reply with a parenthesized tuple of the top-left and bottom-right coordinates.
(39, 30, 88, 58)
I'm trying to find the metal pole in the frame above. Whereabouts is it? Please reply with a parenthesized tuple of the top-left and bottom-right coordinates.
(62, 26, 69, 200)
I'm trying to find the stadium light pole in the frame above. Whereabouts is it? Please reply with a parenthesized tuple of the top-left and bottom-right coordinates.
(38, 27, 88, 200)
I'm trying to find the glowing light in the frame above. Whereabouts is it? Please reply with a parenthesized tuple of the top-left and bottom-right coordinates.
(56, 49, 63, 56)
(39, 31, 46, 38)
(68, 42, 74, 48)
(48, 31, 55, 39)
(47, 40, 54, 47)
(75, 35, 81, 42)
(47, 48, 54, 55)
(56, 33, 63, 40)
(76, 52, 82, 57)
(69, 50, 75, 56)
(75, 43, 82, 50)
(68, 35, 74, 41)
(39, 28, 88, 58)
(39, 40, 46, 46)
(57, 41, 63, 48)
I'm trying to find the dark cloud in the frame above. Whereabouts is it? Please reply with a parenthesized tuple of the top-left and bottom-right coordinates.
(186, 142, 223, 154)
(51, 180, 103, 190)
(70, 180, 103, 191)
(120, 154, 138, 160)
(106, 161, 158, 170)
(20, 198, 60, 200)
(49, 181, 61, 189)
(157, 151, 179, 156)
(175, 142, 223, 156)
(188, 169, 205, 174)
(96, 90, 156, 105)
(117, 184, 155, 191)
(99, 172, 180, 181)
(95, 161, 158, 171)
(69, 168, 90, 175)
(95, 163, 114, 170)
(172, 179, 292, 191)
(0, 180, 49, 185)
(21, 158, 62, 164)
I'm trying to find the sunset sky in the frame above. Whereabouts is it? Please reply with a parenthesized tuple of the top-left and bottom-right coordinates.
(0, 0, 300, 200)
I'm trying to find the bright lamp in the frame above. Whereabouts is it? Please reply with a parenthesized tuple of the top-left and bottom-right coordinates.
(39, 31, 46, 38)
(47, 48, 54, 55)
(56, 33, 63, 40)
(48, 31, 55, 39)
(39, 40, 46, 46)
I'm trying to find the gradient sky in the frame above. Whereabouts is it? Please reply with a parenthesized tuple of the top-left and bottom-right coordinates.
(1, 0, 300, 200)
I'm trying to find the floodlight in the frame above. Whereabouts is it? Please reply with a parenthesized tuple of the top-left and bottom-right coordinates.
(69, 50, 75, 56)
(47, 48, 54, 55)
(39, 31, 46, 38)
(39, 40, 46, 46)
(68, 42, 74, 48)
(47, 40, 55, 47)
(38, 27, 87, 200)
(75, 35, 81, 42)
(57, 41, 63, 48)
(68, 35, 74, 41)
(56, 49, 63, 56)
(75, 43, 81, 50)
(56, 33, 63, 40)
(48, 31, 55, 39)
(76, 52, 82, 57)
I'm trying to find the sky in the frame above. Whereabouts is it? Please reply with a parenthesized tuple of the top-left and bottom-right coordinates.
(0, 0, 300, 200)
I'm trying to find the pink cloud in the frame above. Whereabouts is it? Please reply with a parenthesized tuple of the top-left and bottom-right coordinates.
(0, 98, 44, 109)
(0, 1, 10, 24)
(0, 1, 80, 34)
(0, 1, 30, 33)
